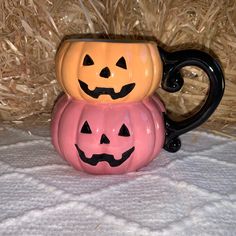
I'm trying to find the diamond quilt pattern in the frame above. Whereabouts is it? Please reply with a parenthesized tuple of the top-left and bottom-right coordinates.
(0, 124, 235, 236)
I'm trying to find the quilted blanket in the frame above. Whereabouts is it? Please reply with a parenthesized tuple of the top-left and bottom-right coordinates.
(0, 124, 235, 235)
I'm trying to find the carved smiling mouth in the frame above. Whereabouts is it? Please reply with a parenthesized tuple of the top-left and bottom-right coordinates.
(75, 144, 135, 167)
(78, 80, 135, 99)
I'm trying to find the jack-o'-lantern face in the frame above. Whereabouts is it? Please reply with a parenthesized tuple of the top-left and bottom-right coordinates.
(75, 121, 135, 167)
(56, 39, 163, 103)
(51, 95, 165, 174)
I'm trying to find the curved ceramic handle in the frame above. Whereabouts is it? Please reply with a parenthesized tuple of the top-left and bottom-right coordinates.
(158, 47, 225, 152)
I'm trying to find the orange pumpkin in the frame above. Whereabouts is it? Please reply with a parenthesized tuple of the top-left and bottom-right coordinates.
(55, 39, 163, 103)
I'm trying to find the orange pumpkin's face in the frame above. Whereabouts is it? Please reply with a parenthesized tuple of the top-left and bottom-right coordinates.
(56, 40, 163, 103)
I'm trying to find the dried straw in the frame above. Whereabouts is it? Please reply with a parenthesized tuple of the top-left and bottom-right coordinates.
(0, 0, 235, 136)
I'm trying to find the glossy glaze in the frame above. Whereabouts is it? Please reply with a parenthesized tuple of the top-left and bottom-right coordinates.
(51, 95, 165, 174)
(55, 40, 163, 103)
(52, 39, 225, 174)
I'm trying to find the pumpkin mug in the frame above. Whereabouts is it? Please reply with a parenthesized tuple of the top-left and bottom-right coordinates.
(52, 38, 224, 174)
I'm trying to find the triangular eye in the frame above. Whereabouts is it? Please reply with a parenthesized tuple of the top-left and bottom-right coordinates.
(116, 57, 127, 69)
(118, 124, 130, 137)
(83, 54, 94, 66)
(80, 121, 92, 134)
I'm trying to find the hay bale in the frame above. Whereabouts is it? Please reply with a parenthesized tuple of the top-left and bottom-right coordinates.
(0, 0, 235, 136)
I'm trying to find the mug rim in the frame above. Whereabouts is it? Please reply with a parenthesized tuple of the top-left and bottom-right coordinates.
(64, 38, 156, 44)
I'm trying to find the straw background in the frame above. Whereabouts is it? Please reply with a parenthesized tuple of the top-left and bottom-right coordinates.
(0, 0, 235, 137)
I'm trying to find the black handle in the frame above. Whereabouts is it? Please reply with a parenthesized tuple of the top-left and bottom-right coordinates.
(158, 47, 225, 153)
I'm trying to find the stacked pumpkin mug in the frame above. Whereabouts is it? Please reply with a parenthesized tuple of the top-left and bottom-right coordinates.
(51, 38, 224, 175)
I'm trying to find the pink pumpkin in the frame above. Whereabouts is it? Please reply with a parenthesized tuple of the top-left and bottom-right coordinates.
(51, 95, 165, 174)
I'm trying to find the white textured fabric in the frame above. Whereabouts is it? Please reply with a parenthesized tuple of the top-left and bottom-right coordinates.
(0, 124, 235, 236)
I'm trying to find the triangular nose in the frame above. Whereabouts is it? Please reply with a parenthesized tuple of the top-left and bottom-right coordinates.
(100, 134, 110, 144)
(99, 67, 111, 78)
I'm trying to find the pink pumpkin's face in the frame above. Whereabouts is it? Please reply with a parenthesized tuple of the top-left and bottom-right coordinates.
(75, 117, 134, 169)
(51, 95, 165, 174)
